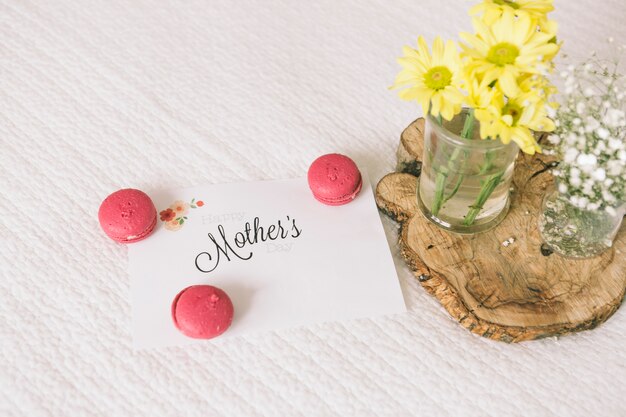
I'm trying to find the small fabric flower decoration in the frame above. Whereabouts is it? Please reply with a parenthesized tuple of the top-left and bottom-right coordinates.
(160, 197, 204, 231)
(159, 208, 176, 222)
(170, 200, 190, 217)
(164, 219, 182, 231)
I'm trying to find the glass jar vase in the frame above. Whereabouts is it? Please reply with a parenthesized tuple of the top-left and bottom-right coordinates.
(538, 188, 625, 258)
(417, 110, 519, 234)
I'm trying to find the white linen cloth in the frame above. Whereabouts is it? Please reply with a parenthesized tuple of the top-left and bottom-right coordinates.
(2, 0, 625, 415)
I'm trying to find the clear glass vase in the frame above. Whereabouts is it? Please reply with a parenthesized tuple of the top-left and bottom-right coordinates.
(538, 188, 625, 258)
(417, 110, 519, 234)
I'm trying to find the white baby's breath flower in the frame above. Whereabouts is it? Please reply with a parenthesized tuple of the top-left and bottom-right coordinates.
(549, 56, 625, 210)
(605, 109, 625, 128)
(607, 138, 621, 150)
(584, 117, 600, 132)
(595, 127, 610, 139)
(603, 190, 616, 203)
(563, 147, 578, 163)
(548, 134, 560, 144)
(565, 133, 576, 144)
(592, 168, 606, 181)
(607, 160, 622, 175)
(577, 153, 597, 167)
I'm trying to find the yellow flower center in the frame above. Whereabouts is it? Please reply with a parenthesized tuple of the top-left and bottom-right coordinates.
(487, 42, 520, 66)
(502, 102, 522, 125)
(493, 0, 520, 9)
(424, 66, 453, 90)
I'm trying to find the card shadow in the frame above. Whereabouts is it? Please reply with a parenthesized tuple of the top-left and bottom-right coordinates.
(219, 282, 256, 328)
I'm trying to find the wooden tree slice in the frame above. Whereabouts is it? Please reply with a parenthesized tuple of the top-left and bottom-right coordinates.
(376, 118, 626, 342)
(396, 118, 425, 176)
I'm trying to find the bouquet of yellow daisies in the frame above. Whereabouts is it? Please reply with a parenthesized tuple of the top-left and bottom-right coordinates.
(392, 0, 560, 154)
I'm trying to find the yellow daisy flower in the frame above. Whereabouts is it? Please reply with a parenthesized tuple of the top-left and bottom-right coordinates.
(470, 0, 554, 25)
(477, 91, 555, 154)
(539, 19, 558, 39)
(460, 10, 559, 97)
(518, 73, 556, 102)
(392, 36, 464, 121)
(463, 73, 496, 110)
(538, 19, 561, 62)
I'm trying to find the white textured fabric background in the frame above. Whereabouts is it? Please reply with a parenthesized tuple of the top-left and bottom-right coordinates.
(1, 1, 625, 416)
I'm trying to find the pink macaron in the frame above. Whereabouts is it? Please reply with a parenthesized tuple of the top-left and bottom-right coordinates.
(171, 285, 234, 339)
(98, 189, 157, 243)
(307, 153, 362, 206)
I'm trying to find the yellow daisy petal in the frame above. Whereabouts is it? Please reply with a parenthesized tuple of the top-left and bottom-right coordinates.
(417, 36, 431, 66)
(398, 88, 421, 101)
(432, 37, 445, 65)
(473, 17, 496, 45)
(499, 126, 512, 143)
(443, 40, 458, 67)
(430, 93, 443, 116)
(498, 71, 519, 97)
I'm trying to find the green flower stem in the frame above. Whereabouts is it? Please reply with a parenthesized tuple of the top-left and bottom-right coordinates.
(432, 146, 463, 215)
(432, 108, 475, 211)
(463, 145, 504, 226)
(460, 108, 475, 139)
(431, 169, 448, 216)
(430, 111, 447, 216)
(478, 149, 495, 175)
(444, 110, 475, 203)
(430, 110, 475, 217)
(462, 148, 499, 226)
(443, 168, 465, 205)
(463, 171, 504, 226)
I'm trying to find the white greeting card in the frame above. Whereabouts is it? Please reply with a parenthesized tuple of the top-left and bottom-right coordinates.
(128, 174, 406, 349)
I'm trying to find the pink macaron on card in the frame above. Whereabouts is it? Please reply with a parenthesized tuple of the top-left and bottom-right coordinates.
(128, 174, 406, 349)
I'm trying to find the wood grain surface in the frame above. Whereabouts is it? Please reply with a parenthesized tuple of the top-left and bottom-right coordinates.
(376, 118, 626, 342)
